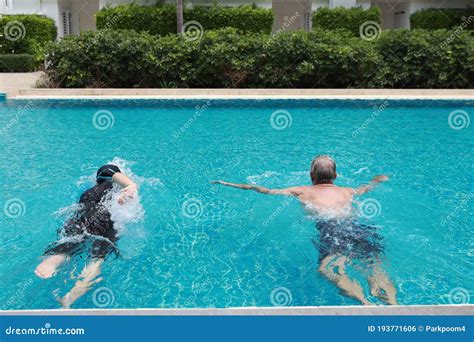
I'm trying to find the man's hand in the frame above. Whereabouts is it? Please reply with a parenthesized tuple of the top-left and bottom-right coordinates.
(211, 180, 245, 187)
(118, 184, 138, 204)
(211, 180, 228, 185)
(372, 175, 389, 183)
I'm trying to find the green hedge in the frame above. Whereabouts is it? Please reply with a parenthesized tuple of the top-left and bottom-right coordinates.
(0, 14, 57, 62)
(376, 29, 473, 88)
(44, 28, 473, 89)
(0, 54, 35, 72)
(312, 6, 382, 36)
(411, 9, 474, 30)
(96, 4, 274, 35)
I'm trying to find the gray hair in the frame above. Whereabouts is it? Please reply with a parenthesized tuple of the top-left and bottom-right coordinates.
(310, 155, 336, 185)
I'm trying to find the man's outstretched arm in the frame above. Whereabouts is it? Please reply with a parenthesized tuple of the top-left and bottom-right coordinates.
(353, 175, 389, 195)
(212, 180, 303, 196)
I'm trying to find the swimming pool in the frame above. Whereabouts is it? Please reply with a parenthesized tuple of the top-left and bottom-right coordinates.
(0, 98, 472, 309)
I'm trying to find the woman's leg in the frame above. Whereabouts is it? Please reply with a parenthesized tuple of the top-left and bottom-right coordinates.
(35, 254, 68, 279)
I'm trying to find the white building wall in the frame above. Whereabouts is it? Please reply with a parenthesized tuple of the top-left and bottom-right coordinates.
(409, 0, 473, 15)
(2, 0, 473, 36)
(329, 0, 356, 7)
(312, 0, 329, 10)
(0, 0, 60, 38)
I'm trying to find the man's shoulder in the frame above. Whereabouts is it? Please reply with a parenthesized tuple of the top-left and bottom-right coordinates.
(338, 186, 356, 195)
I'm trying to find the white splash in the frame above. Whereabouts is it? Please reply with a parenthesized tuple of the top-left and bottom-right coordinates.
(53, 203, 83, 219)
(247, 171, 280, 184)
(101, 157, 146, 235)
(354, 167, 369, 175)
(105, 186, 144, 235)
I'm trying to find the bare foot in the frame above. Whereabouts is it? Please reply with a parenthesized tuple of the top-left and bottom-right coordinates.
(58, 295, 71, 309)
(35, 254, 66, 279)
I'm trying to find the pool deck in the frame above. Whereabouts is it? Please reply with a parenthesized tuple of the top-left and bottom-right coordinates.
(10, 88, 474, 100)
(1, 305, 472, 316)
(0, 72, 44, 98)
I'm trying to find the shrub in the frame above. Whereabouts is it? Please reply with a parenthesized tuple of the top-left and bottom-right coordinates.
(312, 6, 382, 36)
(0, 14, 57, 62)
(375, 29, 473, 88)
(258, 30, 382, 88)
(411, 9, 474, 30)
(96, 3, 274, 35)
(44, 28, 473, 89)
(0, 54, 35, 72)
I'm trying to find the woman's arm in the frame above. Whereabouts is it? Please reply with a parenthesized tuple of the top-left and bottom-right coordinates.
(113, 173, 138, 203)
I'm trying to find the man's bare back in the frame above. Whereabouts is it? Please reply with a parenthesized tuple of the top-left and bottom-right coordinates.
(211, 175, 388, 218)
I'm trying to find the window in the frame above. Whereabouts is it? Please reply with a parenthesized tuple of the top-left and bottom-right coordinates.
(62, 10, 72, 35)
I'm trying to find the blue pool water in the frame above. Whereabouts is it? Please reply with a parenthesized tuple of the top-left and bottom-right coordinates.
(0, 99, 472, 309)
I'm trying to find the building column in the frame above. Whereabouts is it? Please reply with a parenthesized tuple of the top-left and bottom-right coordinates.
(272, 0, 312, 33)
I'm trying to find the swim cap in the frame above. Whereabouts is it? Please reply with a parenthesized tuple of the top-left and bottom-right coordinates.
(96, 164, 121, 184)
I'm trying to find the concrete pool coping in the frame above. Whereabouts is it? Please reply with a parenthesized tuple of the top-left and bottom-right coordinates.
(1, 305, 472, 316)
(11, 88, 474, 100)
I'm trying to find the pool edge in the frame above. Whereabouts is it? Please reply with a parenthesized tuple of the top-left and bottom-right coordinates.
(1, 305, 472, 316)
(13, 88, 474, 100)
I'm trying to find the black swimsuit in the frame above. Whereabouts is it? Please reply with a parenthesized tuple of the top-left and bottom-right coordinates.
(44, 181, 119, 259)
(314, 218, 384, 262)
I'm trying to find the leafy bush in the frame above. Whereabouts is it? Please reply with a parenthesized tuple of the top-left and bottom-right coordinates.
(0, 54, 35, 72)
(96, 3, 274, 35)
(0, 15, 57, 62)
(411, 9, 474, 30)
(312, 6, 382, 36)
(375, 29, 473, 88)
(44, 28, 473, 88)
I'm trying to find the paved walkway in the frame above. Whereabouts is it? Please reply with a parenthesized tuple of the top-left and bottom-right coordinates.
(0, 72, 44, 98)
